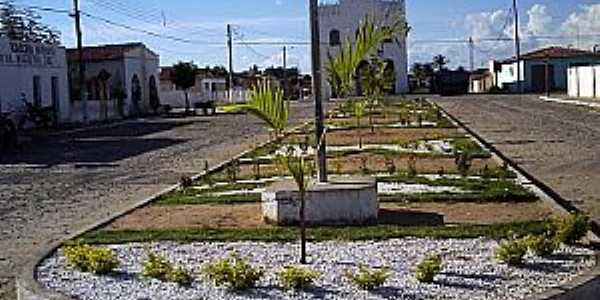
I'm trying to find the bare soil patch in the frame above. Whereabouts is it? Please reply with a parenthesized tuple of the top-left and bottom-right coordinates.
(107, 201, 556, 230)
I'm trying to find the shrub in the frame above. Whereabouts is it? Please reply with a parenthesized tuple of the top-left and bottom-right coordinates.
(180, 176, 193, 188)
(524, 234, 559, 257)
(202, 256, 263, 290)
(142, 251, 173, 281)
(166, 265, 194, 287)
(495, 238, 528, 266)
(277, 266, 320, 290)
(415, 255, 442, 283)
(344, 267, 389, 290)
(64, 242, 119, 275)
(550, 214, 590, 245)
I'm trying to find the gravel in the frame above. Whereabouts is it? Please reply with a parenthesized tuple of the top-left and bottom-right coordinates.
(37, 239, 595, 300)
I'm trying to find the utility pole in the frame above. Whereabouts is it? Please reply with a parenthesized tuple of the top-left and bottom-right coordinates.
(309, 0, 327, 183)
(227, 24, 234, 102)
(513, 0, 522, 94)
(72, 0, 87, 122)
(282, 46, 287, 99)
(468, 37, 475, 72)
(545, 53, 550, 97)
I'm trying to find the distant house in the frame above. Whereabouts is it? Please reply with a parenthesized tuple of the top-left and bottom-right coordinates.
(469, 68, 494, 93)
(159, 66, 228, 106)
(319, 0, 409, 99)
(67, 42, 160, 122)
(492, 46, 600, 93)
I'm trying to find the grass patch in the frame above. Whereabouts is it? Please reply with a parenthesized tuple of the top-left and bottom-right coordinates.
(79, 221, 548, 244)
(156, 184, 262, 205)
(452, 138, 491, 159)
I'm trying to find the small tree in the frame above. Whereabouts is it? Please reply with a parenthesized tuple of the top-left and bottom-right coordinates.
(360, 57, 394, 133)
(172, 61, 198, 114)
(226, 81, 288, 137)
(277, 153, 312, 264)
(354, 100, 366, 148)
(325, 13, 409, 100)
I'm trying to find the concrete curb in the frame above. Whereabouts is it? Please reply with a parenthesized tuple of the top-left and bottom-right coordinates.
(16, 122, 309, 300)
(433, 99, 600, 300)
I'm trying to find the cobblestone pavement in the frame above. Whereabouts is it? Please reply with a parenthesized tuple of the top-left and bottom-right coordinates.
(0, 102, 316, 299)
(433, 94, 600, 226)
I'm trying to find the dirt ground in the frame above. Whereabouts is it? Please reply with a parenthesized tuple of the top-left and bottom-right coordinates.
(107, 201, 556, 230)
(285, 128, 461, 146)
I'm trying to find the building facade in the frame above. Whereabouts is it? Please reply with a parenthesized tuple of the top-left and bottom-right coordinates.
(67, 43, 160, 122)
(492, 47, 600, 93)
(319, 0, 409, 99)
(0, 37, 69, 124)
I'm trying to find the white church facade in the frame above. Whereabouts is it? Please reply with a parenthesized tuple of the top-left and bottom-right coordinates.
(319, 0, 409, 99)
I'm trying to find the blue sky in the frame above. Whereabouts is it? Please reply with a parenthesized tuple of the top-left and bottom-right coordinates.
(19, 0, 600, 72)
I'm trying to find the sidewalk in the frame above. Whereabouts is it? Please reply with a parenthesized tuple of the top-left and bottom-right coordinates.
(539, 95, 600, 109)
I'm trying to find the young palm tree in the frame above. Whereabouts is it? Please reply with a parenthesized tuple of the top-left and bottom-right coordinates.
(277, 153, 313, 264)
(325, 14, 408, 100)
(224, 80, 289, 137)
(354, 100, 366, 148)
(360, 58, 394, 133)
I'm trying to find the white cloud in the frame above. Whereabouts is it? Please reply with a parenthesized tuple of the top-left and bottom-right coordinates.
(526, 4, 552, 36)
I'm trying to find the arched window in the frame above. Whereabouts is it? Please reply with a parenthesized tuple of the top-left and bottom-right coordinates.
(329, 29, 341, 46)
(148, 75, 160, 111)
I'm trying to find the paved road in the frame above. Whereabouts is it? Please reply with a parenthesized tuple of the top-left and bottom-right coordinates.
(433, 94, 600, 226)
(0, 102, 316, 299)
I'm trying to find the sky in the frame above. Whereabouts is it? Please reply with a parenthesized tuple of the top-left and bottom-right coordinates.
(16, 0, 600, 73)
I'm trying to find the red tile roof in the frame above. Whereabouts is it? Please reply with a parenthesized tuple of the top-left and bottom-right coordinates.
(66, 42, 152, 61)
(500, 46, 600, 63)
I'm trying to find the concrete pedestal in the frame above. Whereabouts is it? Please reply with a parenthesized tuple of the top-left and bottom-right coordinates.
(262, 176, 378, 226)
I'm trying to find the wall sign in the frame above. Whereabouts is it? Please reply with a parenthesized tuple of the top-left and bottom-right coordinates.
(0, 41, 59, 67)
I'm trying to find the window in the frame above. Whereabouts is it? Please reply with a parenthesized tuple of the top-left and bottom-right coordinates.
(329, 29, 341, 46)
(33, 76, 41, 107)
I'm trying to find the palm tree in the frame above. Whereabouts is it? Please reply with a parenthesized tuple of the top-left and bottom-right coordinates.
(432, 54, 449, 72)
(225, 80, 289, 137)
(326, 14, 409, 99)
(354, 100, 366, 148)
(359, 57, 393, 132)
(277, 154, 312, 264)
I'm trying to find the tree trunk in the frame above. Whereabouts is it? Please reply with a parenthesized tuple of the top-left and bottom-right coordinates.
(184, 91, 190, 115)
(300, 188, 307, 264)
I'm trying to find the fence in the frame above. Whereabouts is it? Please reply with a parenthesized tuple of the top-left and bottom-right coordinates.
(159, 90, 251, 108)
(568, 65, 600, 99)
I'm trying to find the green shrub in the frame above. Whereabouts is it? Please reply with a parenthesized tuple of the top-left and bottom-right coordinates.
(415, 255, 442, 283)
(495, 238, 528, 266)
(344, 267, 389, 290)
(63, 242, 119, 275)
(550, 214, 590, 245)
(166, 265, 194, 287)
(277, 266, 320, 290)
(202, 256, 263, 290)
(524, 234, 559, 257)
(142, 251, 173, 281)
(142, 250, 194, 286)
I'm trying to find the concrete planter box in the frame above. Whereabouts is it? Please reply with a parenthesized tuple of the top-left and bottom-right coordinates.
(262, 177, 378, 225)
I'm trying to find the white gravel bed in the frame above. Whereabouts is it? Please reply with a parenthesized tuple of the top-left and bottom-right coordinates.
(37, 239, 595, 300)
(378, 182, 467, 195)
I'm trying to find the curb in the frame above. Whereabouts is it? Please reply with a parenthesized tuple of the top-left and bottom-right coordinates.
(16, 122, 309, 300)
(433, 99, 600, 300)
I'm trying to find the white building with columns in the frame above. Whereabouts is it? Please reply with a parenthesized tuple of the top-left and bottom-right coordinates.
(319, 0, 409, 99)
